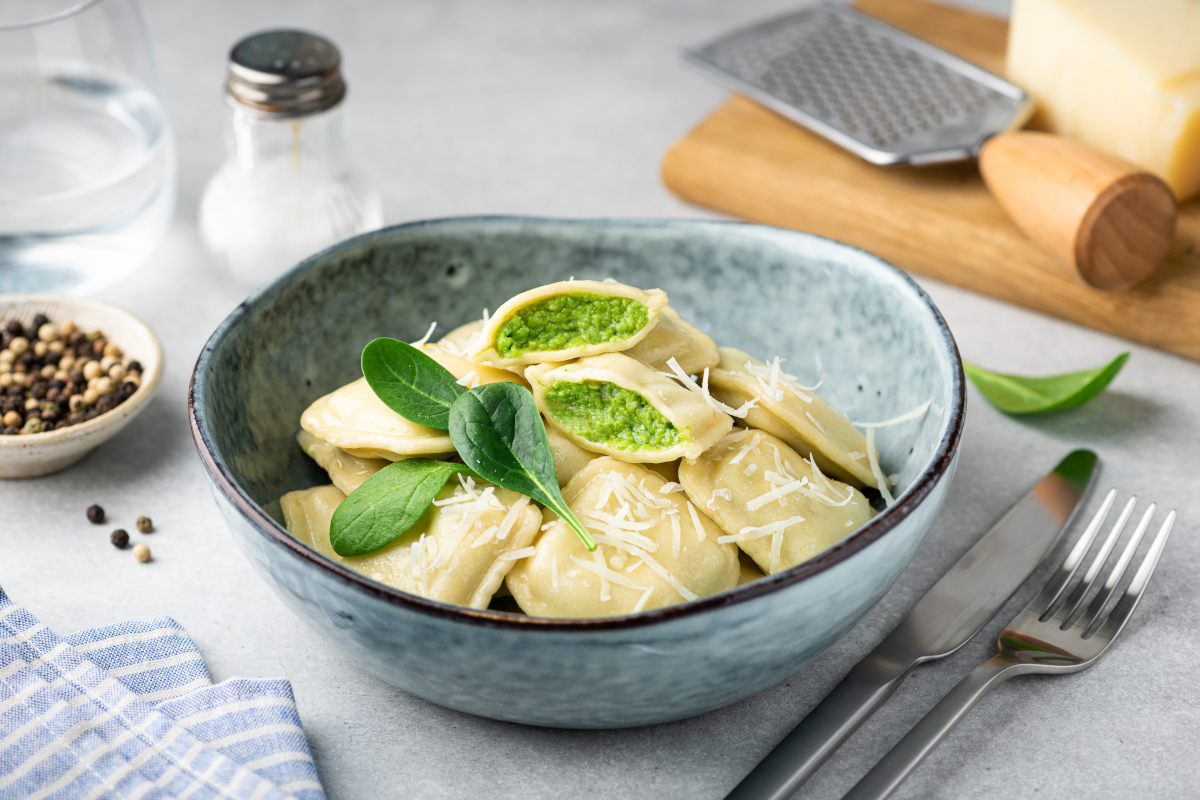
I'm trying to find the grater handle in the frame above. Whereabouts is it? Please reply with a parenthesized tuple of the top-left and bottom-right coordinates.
(978, 131, 1176, 291)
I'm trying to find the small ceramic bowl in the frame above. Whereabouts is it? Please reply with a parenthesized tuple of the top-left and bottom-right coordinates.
(190, 217, 965, 728)
(0, 295, 164, 479)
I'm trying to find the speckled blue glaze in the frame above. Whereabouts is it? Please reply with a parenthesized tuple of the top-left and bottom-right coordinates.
(189, 217, 965, 729)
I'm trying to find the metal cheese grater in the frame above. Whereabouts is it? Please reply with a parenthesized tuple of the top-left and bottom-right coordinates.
(685, 2, 1033, 166)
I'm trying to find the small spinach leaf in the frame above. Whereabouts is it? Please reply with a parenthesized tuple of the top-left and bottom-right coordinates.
(330, 458, 476, 556)
(964, 353, 1129, 415)
(449, 382, 597, 551)
(362, 337, 465, 429)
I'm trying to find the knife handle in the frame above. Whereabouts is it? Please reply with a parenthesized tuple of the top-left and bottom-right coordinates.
(841, 655, 1018, 800)
(723, 652, 914, 800)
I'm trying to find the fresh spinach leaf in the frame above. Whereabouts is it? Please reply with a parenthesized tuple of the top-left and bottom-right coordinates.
(964, 353, 1129, 415)
(362, 337, 465, 429)
(330, 458, 476, 556)
(449, 382, 597, 551)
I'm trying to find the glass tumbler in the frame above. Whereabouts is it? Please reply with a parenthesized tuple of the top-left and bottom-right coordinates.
(0, 0, 176, 296)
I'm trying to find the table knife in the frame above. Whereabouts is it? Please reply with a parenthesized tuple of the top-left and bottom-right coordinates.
(724, 449, 1099, 800)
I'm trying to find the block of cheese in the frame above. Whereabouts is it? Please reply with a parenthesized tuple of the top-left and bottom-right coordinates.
(1008, 0, 1200, 201)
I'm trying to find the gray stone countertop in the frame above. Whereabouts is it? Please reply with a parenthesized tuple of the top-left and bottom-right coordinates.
(2, 0, 1197, 797)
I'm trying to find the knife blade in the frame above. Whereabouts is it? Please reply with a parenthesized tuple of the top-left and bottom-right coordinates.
(724, 449, 1099, 800)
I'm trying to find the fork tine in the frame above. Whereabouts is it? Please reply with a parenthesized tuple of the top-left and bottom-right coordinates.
(1053, 495, 1137, 627)
(1079, 504, 1157, 634)
(1093, 510, 1176, 641)
(1034, 488, 1117, 620)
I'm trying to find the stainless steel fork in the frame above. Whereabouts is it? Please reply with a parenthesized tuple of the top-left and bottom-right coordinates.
(842, 489, 1177, 800)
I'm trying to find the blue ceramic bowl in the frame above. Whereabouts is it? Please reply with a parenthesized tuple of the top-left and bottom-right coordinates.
(189, 217, 964, 728)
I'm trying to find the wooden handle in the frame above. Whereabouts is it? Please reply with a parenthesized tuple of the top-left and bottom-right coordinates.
(978, 131, 1177, 291)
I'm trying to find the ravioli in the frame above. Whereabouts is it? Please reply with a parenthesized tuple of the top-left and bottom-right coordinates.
(678, 429, 874, 575)
(297, 429, 388, 493)
(706, 348, 881, 489)
(280, 477, 542, 609)
(625, 306, 719, 375)
(466, 280, 668, 367)
(506, 458, 739, 617)
(544, 421, 600, 487)
(526, 353, 733, 463)
(300, 377, 455, 461)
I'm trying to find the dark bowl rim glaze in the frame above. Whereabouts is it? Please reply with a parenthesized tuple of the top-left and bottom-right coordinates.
(189, 216, 966, 632)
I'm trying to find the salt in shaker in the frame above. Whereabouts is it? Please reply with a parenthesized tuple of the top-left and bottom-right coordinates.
(199, 30, 382, 291)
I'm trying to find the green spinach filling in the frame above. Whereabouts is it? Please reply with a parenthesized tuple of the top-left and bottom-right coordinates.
(543, 380, 686, 452)
(495, 293, 648, 358)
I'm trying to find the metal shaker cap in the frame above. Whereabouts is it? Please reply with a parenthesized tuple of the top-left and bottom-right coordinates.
(227, 30, 345, 118)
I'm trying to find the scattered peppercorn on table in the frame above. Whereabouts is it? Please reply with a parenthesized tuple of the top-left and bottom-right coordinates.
(0, 0, 1197, 798)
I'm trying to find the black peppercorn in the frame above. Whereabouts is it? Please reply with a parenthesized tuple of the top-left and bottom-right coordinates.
(110, 529, 129, 548)
(84, 409, 100, 420)
(50, 379, 65, 390)
(5, 321, 20, 336)
(87, 505, 105, 524)
(127, 360, 142, 373)
(31, 313, 48, 330)
(68, 369, 84, 385)
(44, 351, 61, 366)
(3, 426, 17, 435)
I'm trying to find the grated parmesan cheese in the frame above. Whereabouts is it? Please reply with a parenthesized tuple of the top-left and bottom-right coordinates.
(747, 479, 806, 511)
(743, 463, 758, 477)
(717, 514, 805, 544)
(852, 399, 932, 429)
(670, 512, 681, 557)
(631, 586, 655, 614)
(570, 555, 648, 592)
(411, 321, 438, 347)
(866, 428, 895, 506)
(686, 501, 707, 542)
(729, 432, 763, 465)
(500, 546, 536, 561)
(663, 357, 760, 419)
(455, 370, 480, 389)
(805, 411, 830, 440)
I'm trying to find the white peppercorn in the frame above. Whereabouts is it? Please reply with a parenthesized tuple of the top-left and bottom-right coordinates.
(48, 340, 63, 355)
(69, 394, 85, 412)
(0, 349, 12, 363)
(2, 411, 19, 427)
(103, 342, 123, 359)
(40, 364, 55, 379)
(83, 388, 99, 405)
(133, 543, 151, 562)
(9, 337, 28, 355)
(99, 355, 117, 371)
(38, 323, 59, 342)
(108, 364, 126, 382)
(0, 374, 10, 388)
(33, 341, 47, 357)
(93, 377, 112, 395)
(61, 320, 77, 337)
(82, 360, 103, 380)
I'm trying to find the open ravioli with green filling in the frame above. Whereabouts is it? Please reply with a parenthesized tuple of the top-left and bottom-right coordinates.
(506, 458, 739, 617)
(466, 280, 668, 367)
(281, 475, 541, 609)
(679, 428, 875, 574)
(527, 353, 732, 463)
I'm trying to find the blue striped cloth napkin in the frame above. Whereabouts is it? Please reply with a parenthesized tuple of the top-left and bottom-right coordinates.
(0, 587, 326, 800)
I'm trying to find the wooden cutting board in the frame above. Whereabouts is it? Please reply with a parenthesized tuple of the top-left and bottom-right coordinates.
(663, 0, 1200, 363)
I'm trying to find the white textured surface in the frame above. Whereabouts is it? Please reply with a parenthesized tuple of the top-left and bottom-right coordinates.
(2, 0, 1197, 798)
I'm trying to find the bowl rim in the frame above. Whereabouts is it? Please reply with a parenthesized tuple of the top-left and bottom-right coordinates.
(189, 216, 965, 632)
(0, 293, 164, 448)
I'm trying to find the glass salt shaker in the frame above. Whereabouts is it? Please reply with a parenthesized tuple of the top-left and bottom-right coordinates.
(199, 30, 382, 291)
